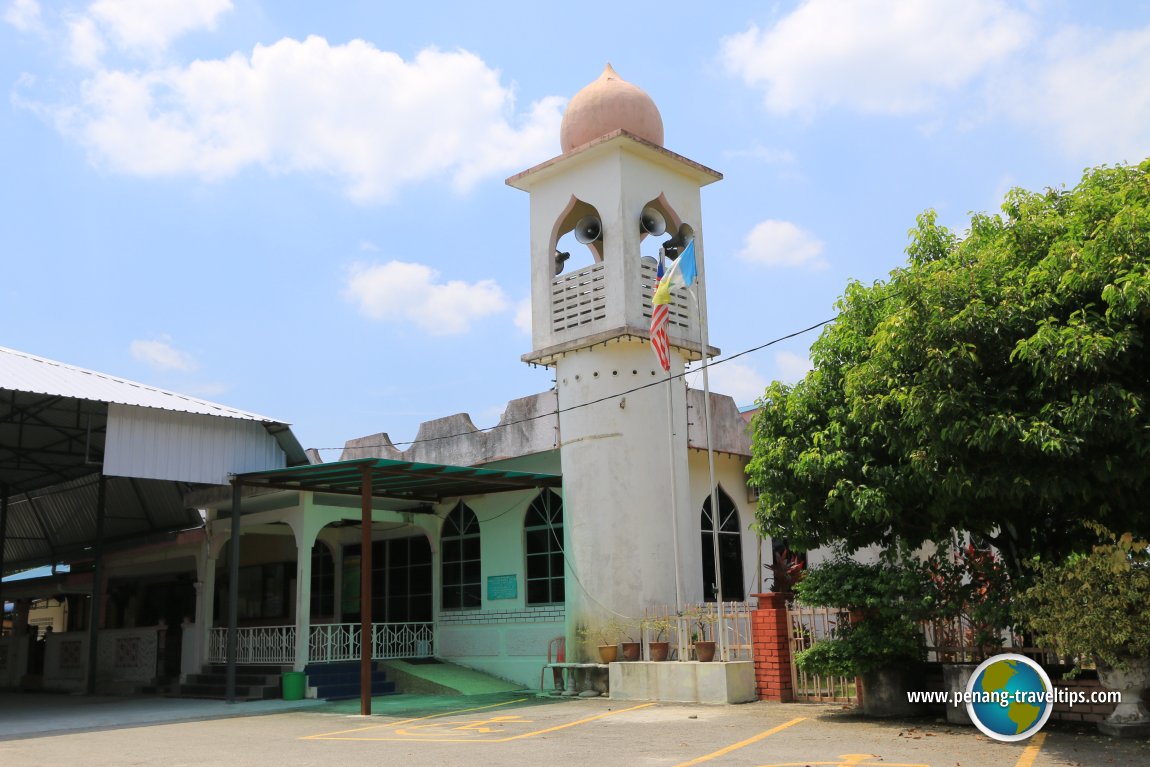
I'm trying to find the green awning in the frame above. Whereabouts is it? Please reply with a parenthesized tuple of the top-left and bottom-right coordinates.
(233, 457, 560, 504)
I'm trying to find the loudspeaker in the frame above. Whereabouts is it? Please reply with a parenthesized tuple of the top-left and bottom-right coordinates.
(574, 215, 602, 244)
(640, 207, 666, 236)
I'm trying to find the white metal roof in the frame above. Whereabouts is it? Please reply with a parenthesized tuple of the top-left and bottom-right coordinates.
(0, 345, 283, 422)
(1, 346, 309, 572)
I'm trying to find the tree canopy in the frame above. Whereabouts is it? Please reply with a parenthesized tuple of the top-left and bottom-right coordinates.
(747, 160, 1150, 570)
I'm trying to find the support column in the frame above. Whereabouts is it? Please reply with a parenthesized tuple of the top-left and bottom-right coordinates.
(292, 502, 317, 673)
(85, 475, 107, 695)
(750, 592, 794, 702)
(193, 537, 219, 675)
(0, 484, 9, 614)
(359, 466, 373, 716)
(226, 481, 242, 703)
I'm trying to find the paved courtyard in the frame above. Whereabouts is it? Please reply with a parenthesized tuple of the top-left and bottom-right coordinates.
(1, 693, 1148, 767)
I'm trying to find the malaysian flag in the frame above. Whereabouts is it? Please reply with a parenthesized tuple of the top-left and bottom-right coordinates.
(650, 259, 670, 371)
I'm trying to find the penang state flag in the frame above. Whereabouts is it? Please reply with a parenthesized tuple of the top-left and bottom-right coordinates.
(652, 239, 697, 306)
(650, 260, 670, 371)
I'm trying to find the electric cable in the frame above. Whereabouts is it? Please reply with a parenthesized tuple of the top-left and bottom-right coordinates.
(311, 313, 838, 453)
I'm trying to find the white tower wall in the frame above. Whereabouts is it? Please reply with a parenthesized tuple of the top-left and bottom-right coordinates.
(555, 340, 692, 651)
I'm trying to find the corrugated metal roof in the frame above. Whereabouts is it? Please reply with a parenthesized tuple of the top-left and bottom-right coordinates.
(0, 346, 283, 422)
(1, 346, 309, 576)
(2, 475, 201, 571)
(235, 457, 561, 504)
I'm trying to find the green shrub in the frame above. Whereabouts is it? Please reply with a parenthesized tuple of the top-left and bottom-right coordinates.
(1017, 526, 1150, 671)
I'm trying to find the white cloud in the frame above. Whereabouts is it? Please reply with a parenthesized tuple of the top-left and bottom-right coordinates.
(4, 0, 41, 32)
(514, 298, 532, 335)
(66, 15, 106, 68)
(130, 336, 198, 372)
(88, 0, 232, 55)
(344, 260, 509, 335)
(721, 0, 1033, 116)
(737, 219, 827, 270)
(687, 361, 768, 406)
(994, 25, 1150, 163)
(44, 38, 561, 202)
(774, 351, 813, 383)
(723, 144, 797, 165)
(185, 382, 228, 398)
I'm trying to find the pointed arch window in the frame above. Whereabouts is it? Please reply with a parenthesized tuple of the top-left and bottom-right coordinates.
(441, 503, 481, 610)
(700, 487, 745, 601)
(524, 490, 565, 605)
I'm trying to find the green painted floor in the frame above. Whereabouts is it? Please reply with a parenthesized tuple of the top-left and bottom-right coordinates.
(382, 659, 525, 695)
(314, 659, 568, 717)
(319, 690, 568, 718)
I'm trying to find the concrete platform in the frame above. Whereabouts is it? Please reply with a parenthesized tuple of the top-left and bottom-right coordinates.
(609, 660, 756, 704)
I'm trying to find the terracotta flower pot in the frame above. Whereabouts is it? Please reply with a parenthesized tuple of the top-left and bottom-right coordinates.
(597, 644, 618, 663)
(694, 641, 716, 662)
(621, 642, 641, 662)
(648, 641, 670, 661)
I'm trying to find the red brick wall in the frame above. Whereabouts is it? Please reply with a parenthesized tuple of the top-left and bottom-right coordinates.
(750, 592, 793, 702)
(1050, 675, 1150, 725)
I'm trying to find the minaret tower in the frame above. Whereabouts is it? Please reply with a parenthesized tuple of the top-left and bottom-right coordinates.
(507, 65, 722, 658)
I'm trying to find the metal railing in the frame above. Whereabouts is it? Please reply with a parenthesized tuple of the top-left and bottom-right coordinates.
(787, 601, 857, 703)
(641, 602, 754, 661)
(208, 622, 435, 664)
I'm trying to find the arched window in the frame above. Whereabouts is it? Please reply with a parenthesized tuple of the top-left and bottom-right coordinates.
(525, 490, 565, 605)
(700, 487, 745, 601)
(441, 503, 481, 610)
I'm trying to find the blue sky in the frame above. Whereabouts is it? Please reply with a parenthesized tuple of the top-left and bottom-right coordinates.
(3, 1, 1149, 459)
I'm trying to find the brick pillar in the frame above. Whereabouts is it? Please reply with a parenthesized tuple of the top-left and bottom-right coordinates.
(751, 592, 794, 702)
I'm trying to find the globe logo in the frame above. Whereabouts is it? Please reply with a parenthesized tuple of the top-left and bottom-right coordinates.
(966, 653, 1054, 741)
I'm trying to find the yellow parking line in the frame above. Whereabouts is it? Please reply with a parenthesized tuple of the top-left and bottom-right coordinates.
(301, 697, 527, 740)
(672, 717, 808, 767)
(1013, 732, 1047, 767)
(499, 702, 655, 741)
(305, 699, 654, 743)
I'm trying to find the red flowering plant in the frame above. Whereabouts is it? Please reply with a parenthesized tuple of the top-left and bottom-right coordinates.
(921, 540, 1012, 662)
(767, 546, 807, 593)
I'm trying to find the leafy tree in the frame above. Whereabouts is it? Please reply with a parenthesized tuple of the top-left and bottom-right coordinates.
(748, 160, 1150, 571)
(1016, 525, 1150, 672)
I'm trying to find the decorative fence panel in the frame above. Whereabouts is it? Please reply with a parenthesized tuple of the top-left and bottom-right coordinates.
(372, 622, 435, 659)
(642, 602, 755, 661)
(208, 625, 296, 665)
(209, 623, 435, 665)
(920, 616, 1070, 668)
(786, 602, 857, 703)
(551, 263, 607, 334)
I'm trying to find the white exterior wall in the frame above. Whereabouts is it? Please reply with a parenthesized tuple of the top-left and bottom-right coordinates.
(519, 139, 713, 354)
(105, 404, 286, 485)
(555, 341, 693, 660)
(685, 448, 767, 600)
(435, 483, 564, 687)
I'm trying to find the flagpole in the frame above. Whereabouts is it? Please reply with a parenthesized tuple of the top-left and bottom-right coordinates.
(690, 285, 725, 662)
(654, 249, 684, 617)
(665, 366, 684, 616)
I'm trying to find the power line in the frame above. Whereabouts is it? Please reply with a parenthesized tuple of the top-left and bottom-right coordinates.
(312, 313, 838, 453)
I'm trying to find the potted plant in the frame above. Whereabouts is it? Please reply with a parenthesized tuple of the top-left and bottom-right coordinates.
(921, 540, 1012, 724)
(683, 605, 719, 662)
(619, 619, 641, 662)
(1016, 526, 1150, 738)
(577, 618, 626, 663)
(644, 616, 674, 661)
(767, 545, 807, 593)
(792, 555, 928, 717)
